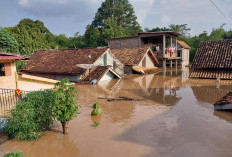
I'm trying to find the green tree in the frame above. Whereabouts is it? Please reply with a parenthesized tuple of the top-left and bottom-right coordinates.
(84, 0, 142, 46)
(53, 78, 78, 134)
(0, 27, 19, 53)
(7, 18, 55, 56)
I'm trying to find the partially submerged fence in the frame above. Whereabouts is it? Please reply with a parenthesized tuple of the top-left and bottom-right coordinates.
(0, 88, 28, 116)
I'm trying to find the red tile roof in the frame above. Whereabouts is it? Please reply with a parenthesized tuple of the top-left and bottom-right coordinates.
(22, 48, 108, 75)
(111, 47, 159, 66)
(190, 40, 232, 79)
(0, 52, 25, 60)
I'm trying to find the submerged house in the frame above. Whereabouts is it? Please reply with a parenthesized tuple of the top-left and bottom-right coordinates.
(190, 40, 232, 80)
(22, 48, 123, 83)
(109, 31, 190, 68)
(111, 47, 159, 74)
(0, 52, 25, 89)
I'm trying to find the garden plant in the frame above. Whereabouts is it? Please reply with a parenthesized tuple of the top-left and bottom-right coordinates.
(53, 78, 78, 134)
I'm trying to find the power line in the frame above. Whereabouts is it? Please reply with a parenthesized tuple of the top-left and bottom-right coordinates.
(209, 0, 232, 24)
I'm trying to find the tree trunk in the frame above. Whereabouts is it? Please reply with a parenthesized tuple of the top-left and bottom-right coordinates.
(61, 121, 69, 134)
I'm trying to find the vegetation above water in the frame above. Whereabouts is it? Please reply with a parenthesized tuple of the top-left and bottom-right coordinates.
(3, 151, 24, 157)
(53, 79, 78, 123)
(3, 78, 78, 139)
(91, 102, 102, 116)
(3, 89, 55, 140)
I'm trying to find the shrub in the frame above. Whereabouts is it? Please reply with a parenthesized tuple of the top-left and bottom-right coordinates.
(53, 78, 78, 134)
(3, 151, 24, 157)
(53, 79, 78, 123)
(3, 89, 55, 140)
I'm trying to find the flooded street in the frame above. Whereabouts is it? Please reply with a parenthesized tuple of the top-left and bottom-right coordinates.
(1, 68, 232, 157)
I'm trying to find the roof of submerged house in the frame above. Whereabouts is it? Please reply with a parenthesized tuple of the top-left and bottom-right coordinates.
(79, 66, 122, 84)
(190, 40, 232, 79)
(192, 40, 232, 69)
(22, 48, 109, 75)
(214, 92, 232, 106)
(0, 52, 25, 60)
(177, 40, 191, 49)
(111, 47, 159, 66)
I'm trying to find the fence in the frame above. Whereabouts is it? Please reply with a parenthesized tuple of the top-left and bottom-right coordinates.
(0, 88, 28, 116)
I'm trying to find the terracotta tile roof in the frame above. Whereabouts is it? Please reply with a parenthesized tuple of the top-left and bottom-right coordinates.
(0, 52, 25, 60)
(190, 40, 232, 79)
(22, 48, 108, 75)
(177, 40, 191, 49)
(189, 69, 232, 79)
(111, 47, 159, 65)
(214, 92, 232, 106)
(192, 40, 232, 69)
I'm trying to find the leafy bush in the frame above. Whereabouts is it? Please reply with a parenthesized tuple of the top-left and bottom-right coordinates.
(91, 102, 101, 115)
(53, 78, 78, 123)
(3, 89, 55, 140)
(3, 151, 24, 157)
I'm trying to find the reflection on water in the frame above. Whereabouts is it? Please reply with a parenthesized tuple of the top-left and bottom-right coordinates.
(1, 68, 232, 157)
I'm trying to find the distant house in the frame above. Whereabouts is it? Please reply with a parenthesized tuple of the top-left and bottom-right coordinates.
(22, 48, 123, 83)
(190, 40, 232, 80)
(111, 47, 159, 74)
(109, 31, 190, 69)
(177, 40, 191, 67)
(0, 52, 25, 89)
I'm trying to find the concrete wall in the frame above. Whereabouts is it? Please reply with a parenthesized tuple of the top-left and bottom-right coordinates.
(99, 71, 115, 82)
(182, 49, 190, 66)
(138, 53, 155, 68)
(94, 50, 124, 75)
(0, 61, 17, 89)
(54, 75, 82, 82)
(109, 37, 139, 49)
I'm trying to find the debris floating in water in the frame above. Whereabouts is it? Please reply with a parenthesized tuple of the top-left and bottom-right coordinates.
(98, 96, 144, 102)
(214, 92, 232, 110)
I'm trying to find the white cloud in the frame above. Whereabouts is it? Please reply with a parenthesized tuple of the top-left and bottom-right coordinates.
(17, 0, 101, 22)
(130, 0, 156, 24)
(161, 15, 170, 24)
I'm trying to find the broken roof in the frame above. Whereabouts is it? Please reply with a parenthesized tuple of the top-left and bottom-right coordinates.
(79, 66, 121, 84)
(111, 47, 159, 66)
(22, 48, 108, 75)
(177, 40, 191, 49)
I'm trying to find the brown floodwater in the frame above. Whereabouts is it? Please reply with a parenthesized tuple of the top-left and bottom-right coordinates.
(1, 68, 232, 157)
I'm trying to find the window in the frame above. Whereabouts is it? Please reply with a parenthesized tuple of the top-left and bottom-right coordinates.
(0, 63, 5, 76)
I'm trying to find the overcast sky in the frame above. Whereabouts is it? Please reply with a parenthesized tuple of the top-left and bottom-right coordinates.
(0, 0, 232, 37)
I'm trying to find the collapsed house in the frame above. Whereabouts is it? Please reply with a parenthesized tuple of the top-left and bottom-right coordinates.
(111, 47, 159, 74)
(22, 48, 123, 83)
(109, 31, 191, 68)
(190, 40, 232, 80)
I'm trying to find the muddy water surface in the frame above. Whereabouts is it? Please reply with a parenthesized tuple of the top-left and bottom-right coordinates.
(1, 69, 232, 157)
